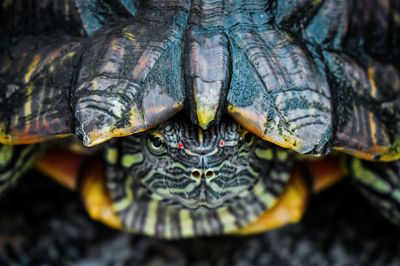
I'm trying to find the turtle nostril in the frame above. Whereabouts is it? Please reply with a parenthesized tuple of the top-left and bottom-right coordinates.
(192, 170, 201, 178)
(205, 170, 215, 178)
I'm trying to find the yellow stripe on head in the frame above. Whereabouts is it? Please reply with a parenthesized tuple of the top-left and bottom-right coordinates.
(121, 153, 143, 168)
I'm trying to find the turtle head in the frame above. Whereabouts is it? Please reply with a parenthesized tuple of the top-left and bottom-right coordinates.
(138, 116, 258, 209)
(107, 115, 292, 237)
(114, 115, 290, 210)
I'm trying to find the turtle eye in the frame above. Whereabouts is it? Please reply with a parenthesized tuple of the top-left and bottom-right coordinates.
(150, 136, 163, 148)
(146, 132, 165, 154)
(241, 131, 254, 146)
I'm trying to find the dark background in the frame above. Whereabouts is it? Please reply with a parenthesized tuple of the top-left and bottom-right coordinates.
(1, 172, 399, 266)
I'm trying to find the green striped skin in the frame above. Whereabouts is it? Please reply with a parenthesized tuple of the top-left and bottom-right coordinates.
(350, 159, 400, 224)
(0, 144, 37, 198)
(105, 116, 292, 238)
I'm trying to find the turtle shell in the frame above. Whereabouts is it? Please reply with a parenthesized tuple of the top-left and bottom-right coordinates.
(0, 0, 399, 161)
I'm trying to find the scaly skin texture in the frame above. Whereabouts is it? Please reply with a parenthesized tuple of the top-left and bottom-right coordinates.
(1, 0, 399, 159)
(0, 0, 399, 238)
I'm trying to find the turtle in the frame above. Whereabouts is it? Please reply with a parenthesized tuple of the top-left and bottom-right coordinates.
(0, 0, 399, 239)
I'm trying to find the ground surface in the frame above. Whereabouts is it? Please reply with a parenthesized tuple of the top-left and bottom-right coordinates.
(0, 171, 399, 266)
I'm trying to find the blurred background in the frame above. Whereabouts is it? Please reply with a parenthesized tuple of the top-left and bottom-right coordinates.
(0, 172, 399, 266)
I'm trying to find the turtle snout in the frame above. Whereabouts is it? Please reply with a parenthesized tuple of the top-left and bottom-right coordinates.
(190, 168, 216, 180)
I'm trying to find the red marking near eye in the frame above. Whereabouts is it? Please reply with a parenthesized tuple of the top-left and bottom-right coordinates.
(178, 141, 184, 150)
(219, 140, 225, 147)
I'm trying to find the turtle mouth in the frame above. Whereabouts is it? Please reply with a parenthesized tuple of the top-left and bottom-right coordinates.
(143, 168, 258, 209)
(171, 185, 253, 210)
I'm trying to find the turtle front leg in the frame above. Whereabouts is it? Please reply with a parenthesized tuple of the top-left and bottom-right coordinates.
(36, 149, 123, 229)
(349, 159, 400, 224)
